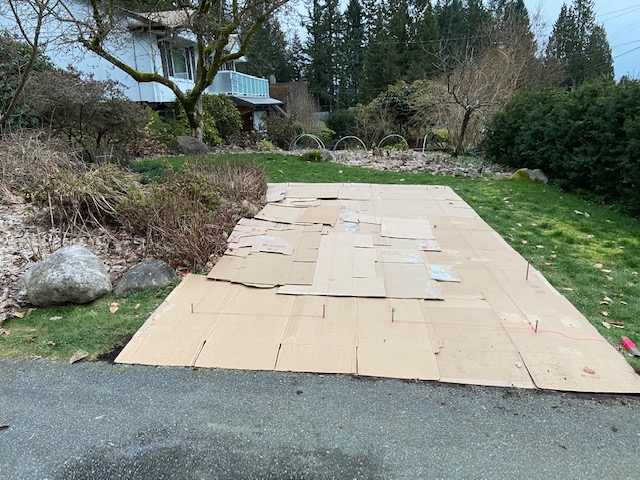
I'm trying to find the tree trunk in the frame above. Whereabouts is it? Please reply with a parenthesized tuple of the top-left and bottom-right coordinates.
(183, 99, 204, 141)
(454, 106, 473, 157)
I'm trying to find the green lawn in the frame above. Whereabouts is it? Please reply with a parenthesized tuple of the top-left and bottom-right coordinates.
(2, 152, 639, 372)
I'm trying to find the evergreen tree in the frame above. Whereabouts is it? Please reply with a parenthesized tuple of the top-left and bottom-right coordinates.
(361, 4, 399, 102)
(435, 0, 467, 68)
(407, 0, 440, 81)
(238, 16, 295, 83)
(338, 0, 366, 106)
(304, 0, 342, 109)
(547, 0, 613, 88)
(286, 32, 305, 81)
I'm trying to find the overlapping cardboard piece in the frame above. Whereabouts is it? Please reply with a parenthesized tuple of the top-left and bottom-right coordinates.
(116, 183, 640, 393)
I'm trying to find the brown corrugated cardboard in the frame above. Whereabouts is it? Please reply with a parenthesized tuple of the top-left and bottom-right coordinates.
(116, 184, 640, 393)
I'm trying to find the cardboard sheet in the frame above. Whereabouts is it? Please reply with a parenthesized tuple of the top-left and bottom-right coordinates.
(116, 184, 640, 393)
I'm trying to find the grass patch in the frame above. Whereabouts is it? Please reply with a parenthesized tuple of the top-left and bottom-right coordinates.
(0, 284, 175, 361)
(4, 152, 640, 373)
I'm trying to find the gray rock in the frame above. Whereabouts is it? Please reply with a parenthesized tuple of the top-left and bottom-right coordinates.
(241, 199, 262, 218)
(320, 149, 334, 162)
(23, 245, 111, 306)
(171, 136, 210, 155)
(511, 168, 549, 184)
(113, 259, 177, 296)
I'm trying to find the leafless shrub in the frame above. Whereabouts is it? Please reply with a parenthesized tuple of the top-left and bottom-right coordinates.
(25, 156, 267, 270)
(0, 131, 85, 203)
(191, 158, 267, 204)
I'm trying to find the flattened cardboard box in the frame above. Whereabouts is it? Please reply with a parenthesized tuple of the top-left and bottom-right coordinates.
(116, 184, 640, 393)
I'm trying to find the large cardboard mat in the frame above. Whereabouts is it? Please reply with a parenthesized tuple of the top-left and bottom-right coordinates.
(116, 183, 640, 393)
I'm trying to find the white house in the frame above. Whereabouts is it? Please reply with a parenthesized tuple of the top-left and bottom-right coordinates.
(0, 0, 283, 130)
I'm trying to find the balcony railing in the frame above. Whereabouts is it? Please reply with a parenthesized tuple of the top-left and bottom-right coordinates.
(206, 71, 269, 97)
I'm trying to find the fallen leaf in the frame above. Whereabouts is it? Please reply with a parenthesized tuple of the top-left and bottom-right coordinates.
(584, 212, 590, 218)
(536, 245, 544, 249)
(516, 223, 522, 227)
(602, 269, 612, 273)
(611, 321, 625, 328)
(69, 350, 89, 364)
(621, 301, 628, 305)
(515, 361, 523, 368)
(586, 234, 594, 239)
(0, 423, 9, 429)
(562, 287, 573, 291)
(134, 304, 141, 310)
(600, 311, 609, 317)
(13, 311, 24, 319)
(545, 262, 553, 266)
(550, 254, 557, 259)
(521, 240, 528, 245)
(47, 341, 56, 346)
(593, 263, 603, 269)
(619, 246, 625, 249)
(49, 316, 62, 321)
(109, 302, 119, 314)
(599, 301, 609, 305)
(574, 210, 583, 215)
(583, 367, 595, 375)
(606, 275, 613, 281)
(603, 296, 613, 303)
(602, 322, 611, 329)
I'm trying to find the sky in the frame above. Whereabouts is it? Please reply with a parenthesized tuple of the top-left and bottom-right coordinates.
(524, 0, 640, 78)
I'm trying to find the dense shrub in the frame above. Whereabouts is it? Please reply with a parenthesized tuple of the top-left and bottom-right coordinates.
(201, 94, 242, 142)
(485, 79, 640, 215)
(25, 69, 150, 162)
(0, 32, 53, 129)
(326, 109, 357, 140)
(265, 116, 303, 148)
(354, 81, 436, 147)
(150, 94, 241, 148)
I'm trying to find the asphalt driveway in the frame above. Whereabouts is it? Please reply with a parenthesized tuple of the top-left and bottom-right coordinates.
(1, 359, 639, 479)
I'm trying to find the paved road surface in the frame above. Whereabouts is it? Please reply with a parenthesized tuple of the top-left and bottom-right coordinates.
(1, 359, 640, 479)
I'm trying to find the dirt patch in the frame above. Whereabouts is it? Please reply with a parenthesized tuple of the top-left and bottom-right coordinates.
(331, 150, 514, 177)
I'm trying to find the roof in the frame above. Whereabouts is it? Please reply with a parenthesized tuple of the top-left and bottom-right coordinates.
(128, 9, 194, 29)
(230, 96, 283, 108)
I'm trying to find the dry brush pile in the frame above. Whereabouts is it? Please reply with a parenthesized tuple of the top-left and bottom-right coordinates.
(0, 132, 267, 286)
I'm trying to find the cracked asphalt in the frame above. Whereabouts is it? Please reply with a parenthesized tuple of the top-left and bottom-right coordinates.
(1, 359, 640, 479)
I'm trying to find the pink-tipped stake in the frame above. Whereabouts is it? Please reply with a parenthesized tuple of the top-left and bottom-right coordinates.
(621, 337, 640, 357)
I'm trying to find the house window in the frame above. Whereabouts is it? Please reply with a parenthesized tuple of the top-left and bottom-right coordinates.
(159, 41, 196, 81)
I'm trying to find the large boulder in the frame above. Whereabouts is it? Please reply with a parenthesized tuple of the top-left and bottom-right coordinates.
(113, 259, 177, 296)
(23, 245, 112, 306)
(170, 135, 210, 155)
(511, 168, 549, 184)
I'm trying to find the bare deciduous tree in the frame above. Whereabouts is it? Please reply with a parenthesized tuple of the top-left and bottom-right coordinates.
(0, 0, 56, 129)
(415, 9, 564, 155)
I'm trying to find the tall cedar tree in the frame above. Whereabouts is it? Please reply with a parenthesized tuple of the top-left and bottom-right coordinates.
(361, 3, 400, 102)
(339, 0, 365, 106)
(305, 0, 342, 110)
(407, 0, 440, 80)
(238, 15, 296, 83)
(546, 0, 613, 88)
